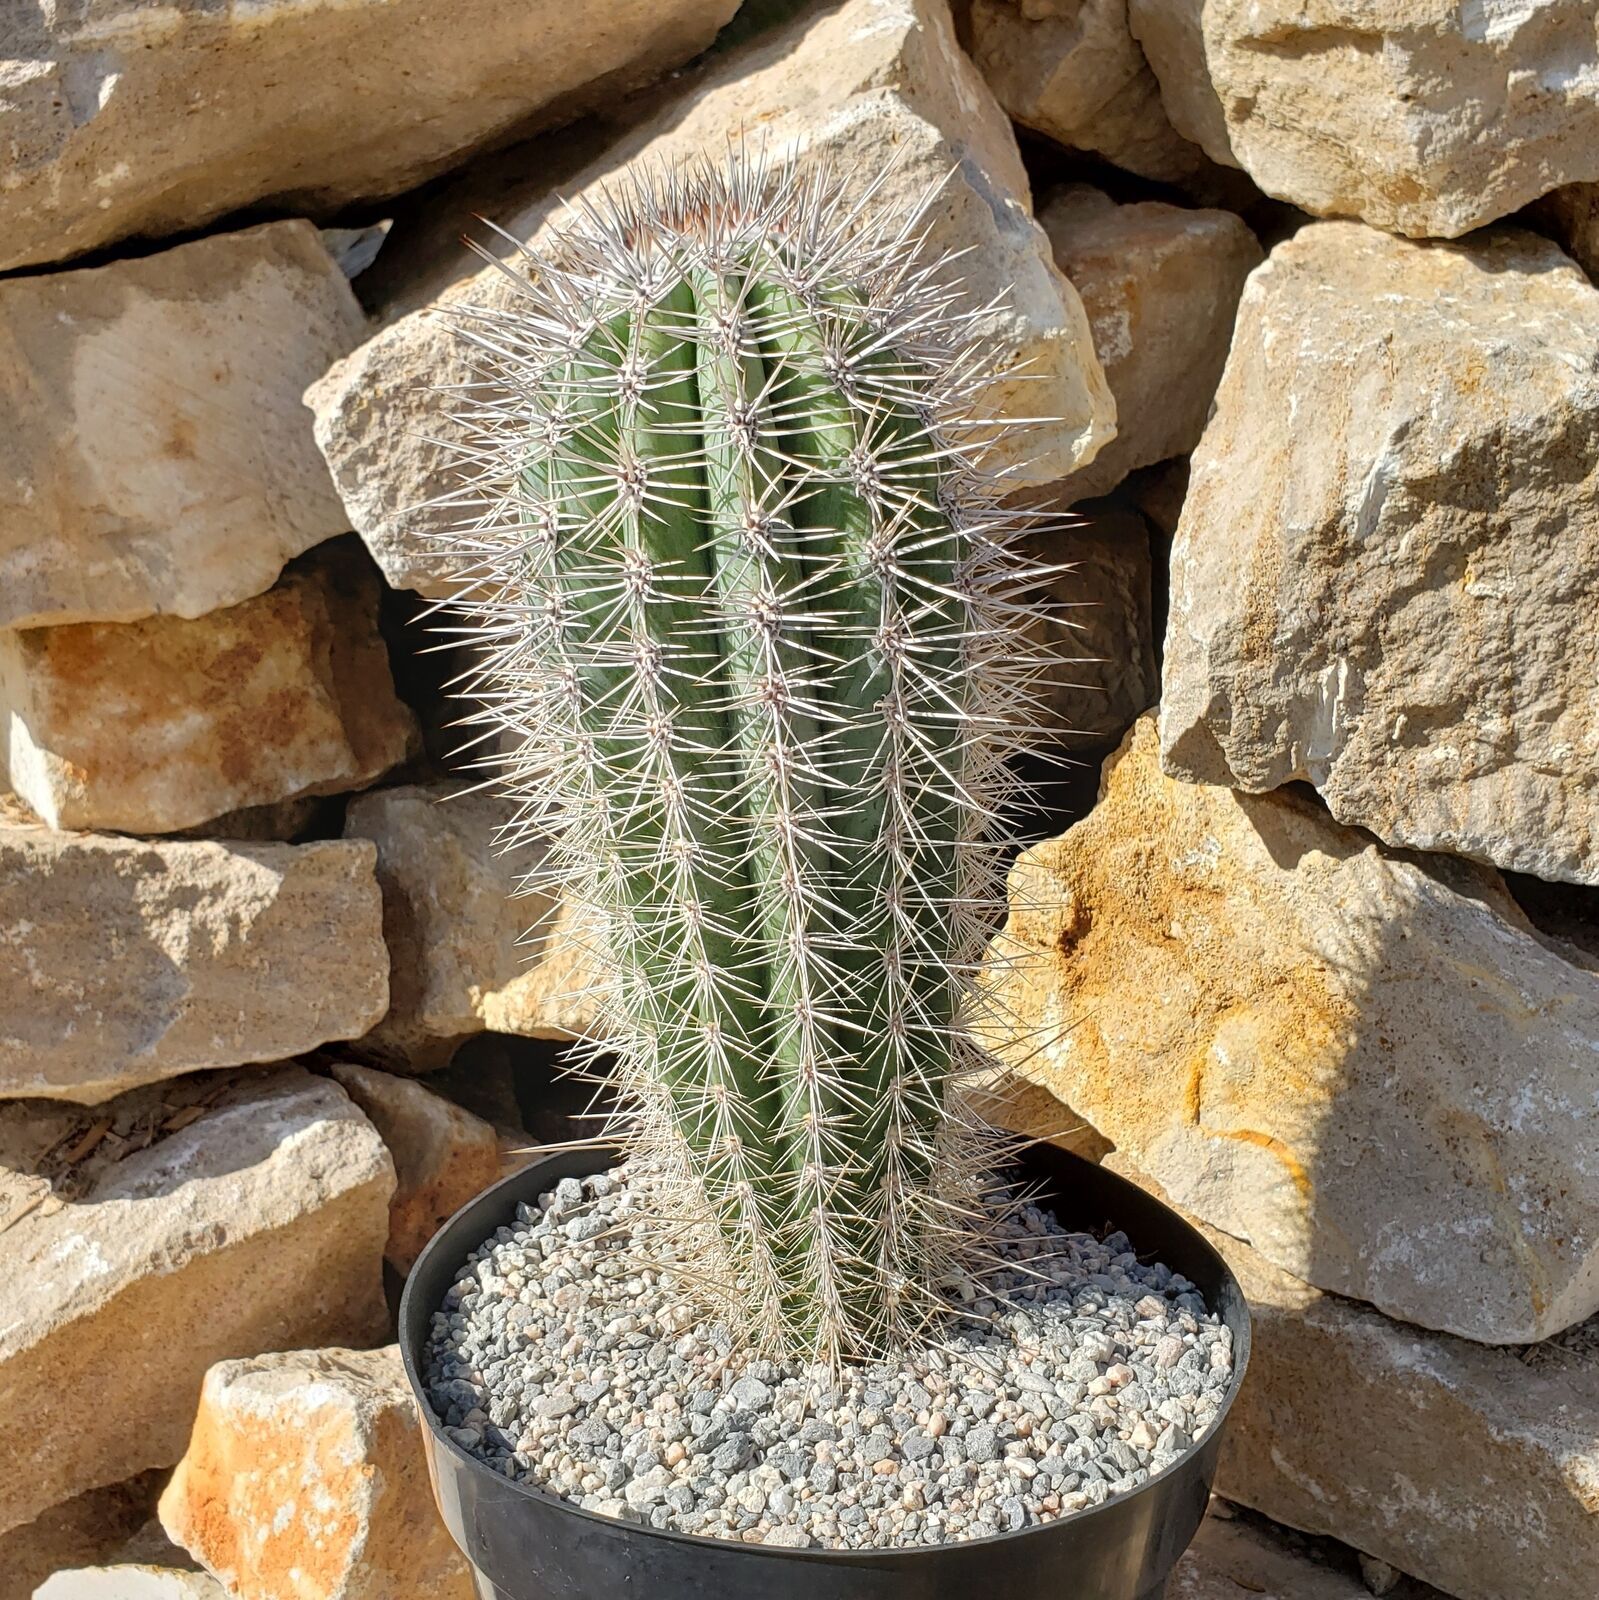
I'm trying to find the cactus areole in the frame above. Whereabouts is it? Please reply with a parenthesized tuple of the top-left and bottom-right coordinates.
(434, 158, 1059, 1366)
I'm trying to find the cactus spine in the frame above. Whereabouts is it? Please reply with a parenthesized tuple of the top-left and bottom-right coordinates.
(438, 159, 1054, 1364)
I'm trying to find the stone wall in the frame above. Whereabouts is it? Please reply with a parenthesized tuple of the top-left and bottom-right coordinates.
(1, 0, 1592, 1593)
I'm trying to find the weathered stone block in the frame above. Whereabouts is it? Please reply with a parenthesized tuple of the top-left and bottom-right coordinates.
(0, 1071, 393, 1537)
(0, 0, 741, 272)
(160, 1346, 472, 1600)
(1129, 0, 1599, 237)
(1160, 222, 1599, 886)
(981, 717, 1599, 1344)
(0, 824, 387, 1103)
(1, 544, 418, 834)
(0, 222, 363, 630)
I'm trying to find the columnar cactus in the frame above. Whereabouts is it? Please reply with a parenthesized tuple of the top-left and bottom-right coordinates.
(436, 159, 1057, 1363)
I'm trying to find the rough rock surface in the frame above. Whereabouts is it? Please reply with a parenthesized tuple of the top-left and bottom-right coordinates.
(34, 1571, 225, 1600)
(0, 824, 387, 1103)
(968, 0, 1211, 182)
(342, 784, 598, 1066)
(1039, 187, 1261, 503)
(0, 1474, 164, 1600)
(1, 545, 418, 835)
(328, 1063, 501, 1273)
(981, 717, 1599, 1345)
(1160, 223, 1599, 886)
(1116, 1168, 1599, 1600)
(308, 0, 1114, 595)
(0, 1070, 393, 1538)
(1025, 504, 1156, 743)
(0, 223, 364, 631)
(159, 1346, 473, 1600)
(1128, 0, 1599, 238)
(0, 0, 740, 274)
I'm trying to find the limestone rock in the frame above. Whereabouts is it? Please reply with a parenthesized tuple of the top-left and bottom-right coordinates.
(1160, 222, 1599, 886)
(159, 1346, 472, 1600)
(1128, 0, 1599, 238)
(328, 1063, 501, 1273)
(1125, 1172, 1599, 1600)
(0, 0, 740, 273)
(1025, 504, 1156, 743)
(342, 784, 600, 1067)
(0, 1475, 164, 1600)
(981, 716, 1599, 1344)
(0, 1070, 393, 1537)
(0, 222, 364, 631)
(1, 544, 418, 835)
(968, 0, 1211, 183)
(0, 824, 387, 1103)
(1040, 187, 1261, 503)
(34, 1571, 225, 1600)
(308, 0, 1114, 595)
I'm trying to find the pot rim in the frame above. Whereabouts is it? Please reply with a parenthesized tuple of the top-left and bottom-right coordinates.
(398, 1142, 1252, 1565)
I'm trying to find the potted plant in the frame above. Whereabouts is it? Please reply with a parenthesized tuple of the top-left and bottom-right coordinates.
(397, 156, 1249, 1599)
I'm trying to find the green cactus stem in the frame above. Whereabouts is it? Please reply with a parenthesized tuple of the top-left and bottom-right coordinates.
(431, 160, 1057, 1363)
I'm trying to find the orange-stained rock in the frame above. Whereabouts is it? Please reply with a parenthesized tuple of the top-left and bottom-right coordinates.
(329, 1063, 501, 1273)
(1, 543, 418, 835)
(979, 715, 1599, 1345)
(160, 1347, 472, 1600)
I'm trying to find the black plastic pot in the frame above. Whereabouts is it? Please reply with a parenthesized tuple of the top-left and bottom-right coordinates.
(399, 1143, 1251, 1600)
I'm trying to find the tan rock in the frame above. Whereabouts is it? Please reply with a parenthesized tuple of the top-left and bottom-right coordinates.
(1, 543, 418, 835)
(981, 716, 1599, 1344)
(159, 1346, 472, 1600)
(308, 0, 1114, 595)
(1159, 223, 1599, 887)
(328, 1063, 501, 1273)
(0, 0, 740, 274)
(1025, 504, 1156, 743)
(1119, 1168, 1599, 1600)
(342, 784, 600, 1067)
(0, 222, 364, 631)
(968, 0, 1211, 182)
(0, 1474, 164, 1600)
(0, 1070, 393, 1538)
(0, 824, 387, 1103)
(34, 1571, 226, 1600)
(1129, 0, 1599, 238)
(1040, 187, 1261, 503)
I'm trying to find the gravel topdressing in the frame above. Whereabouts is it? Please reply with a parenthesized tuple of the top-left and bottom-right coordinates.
(422, 1165, 1234, 1550)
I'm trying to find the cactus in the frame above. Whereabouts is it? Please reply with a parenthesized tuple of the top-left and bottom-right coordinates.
(434, 159, 1056, 1364)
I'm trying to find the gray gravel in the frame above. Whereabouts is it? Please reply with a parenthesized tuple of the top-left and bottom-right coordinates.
(423, 1165, 1233, 1549)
